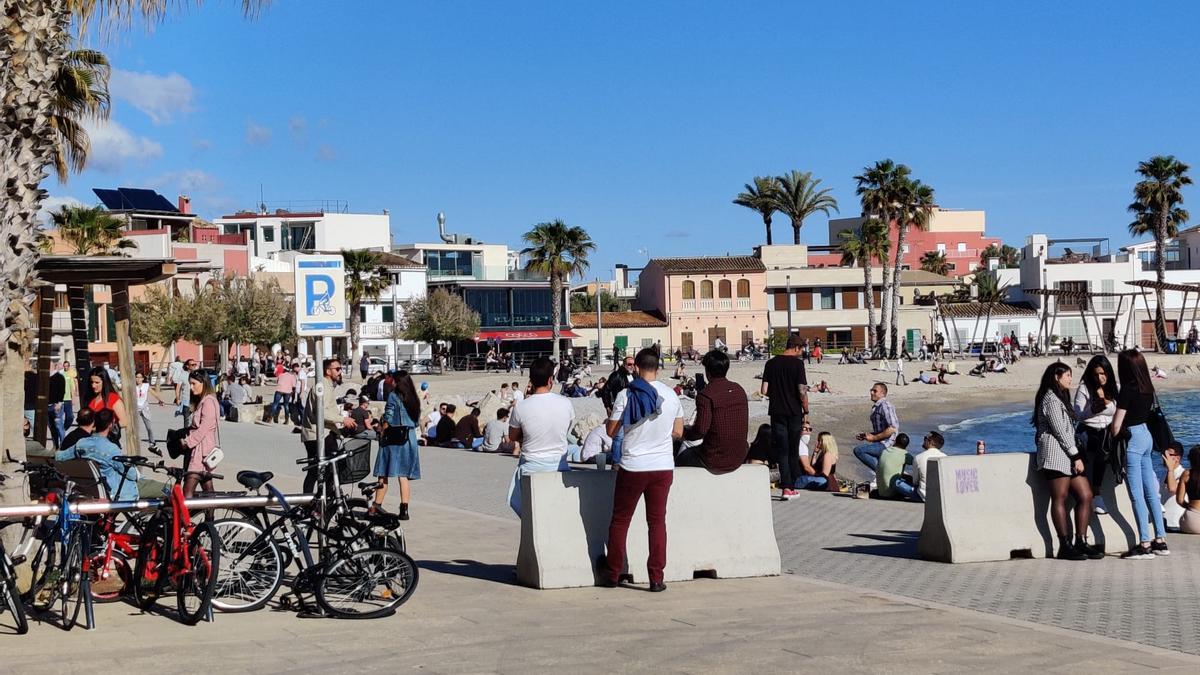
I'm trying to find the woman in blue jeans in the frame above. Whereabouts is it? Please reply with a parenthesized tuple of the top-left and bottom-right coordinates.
(1110, 349, 1170, 560)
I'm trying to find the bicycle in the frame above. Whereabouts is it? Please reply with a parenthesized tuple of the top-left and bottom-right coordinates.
(21, 463, 89, 631)
(86, 455, 156, 603)
(211, 450, 417, 617)
(0, 471, 30, 634)
(132, 462, 222, 625)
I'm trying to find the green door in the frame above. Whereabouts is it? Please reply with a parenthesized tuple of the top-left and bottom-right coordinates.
(906, 329, 920, 354)
(614, 335, 629, 356)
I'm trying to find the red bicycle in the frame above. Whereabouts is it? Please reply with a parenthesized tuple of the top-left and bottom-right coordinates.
(87, 456, 155, 603)
(132, 464, 222, 625)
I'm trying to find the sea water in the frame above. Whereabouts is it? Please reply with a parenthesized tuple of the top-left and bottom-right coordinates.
(933, 391, 1197, 481)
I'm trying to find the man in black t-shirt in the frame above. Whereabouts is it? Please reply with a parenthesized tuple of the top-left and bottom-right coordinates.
(760, 334, 809, 500)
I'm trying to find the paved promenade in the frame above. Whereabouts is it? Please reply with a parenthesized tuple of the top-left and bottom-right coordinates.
(4, 405, 1198, 672)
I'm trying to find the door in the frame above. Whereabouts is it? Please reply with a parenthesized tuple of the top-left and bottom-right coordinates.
(1102, 319, 1115, 348)
(680, 332, 693, 350)
(710, 327, 727, 348)
(741, 330, 754, 350)
(1141, 320, 1178, 349)
(614, 335, 629, 356)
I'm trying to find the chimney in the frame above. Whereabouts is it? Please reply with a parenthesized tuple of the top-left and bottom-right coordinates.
(178, 194, 192, 214)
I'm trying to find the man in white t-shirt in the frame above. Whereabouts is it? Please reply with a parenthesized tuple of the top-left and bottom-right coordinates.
(510, 380, 525, 404)
(599, 348, 683, 593)
(910, 431, 948, 502)
(506, 358, 575, 514)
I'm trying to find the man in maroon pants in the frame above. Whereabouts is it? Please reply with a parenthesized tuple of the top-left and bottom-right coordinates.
(599, 348, 683, 592)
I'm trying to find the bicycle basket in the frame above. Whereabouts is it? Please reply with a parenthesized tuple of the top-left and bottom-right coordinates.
(336, 437, 372, 485)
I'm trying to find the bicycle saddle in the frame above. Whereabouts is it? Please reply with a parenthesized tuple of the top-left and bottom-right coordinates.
(236, 470, 275, 491)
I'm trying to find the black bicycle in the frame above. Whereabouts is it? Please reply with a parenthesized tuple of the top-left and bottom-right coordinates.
(0, 471, 29, 635)
(21, 463, 89, 631)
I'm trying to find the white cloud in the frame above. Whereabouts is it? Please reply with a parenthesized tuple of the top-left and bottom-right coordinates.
(148, 169, 222, 194)
(38, 195, 86, 225)
(82, 118, 163, 172)
(315, 144, 337, 162)
(245, 121, 271, 146)
(110, 69, 195, 124)
(288, 115, 307, 146)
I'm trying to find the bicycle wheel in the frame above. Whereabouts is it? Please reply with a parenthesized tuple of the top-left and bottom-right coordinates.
(133, 519, 167, 611)
(25, 538, 59, 611)
(176, 522, 221, 625)
(211, 518, 283, 613)
(89, 547, 132, 603)
(0, 558, 28, 635)
(59, 529, 86, 631)
(315, 547, 418, 619)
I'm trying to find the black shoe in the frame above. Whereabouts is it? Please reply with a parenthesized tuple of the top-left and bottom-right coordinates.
(398, 503, 410, 521)
(649, 581, 667, 593)
(1056, 542, 1087, 561)
(1078, 542, 1105, 560)
(594, 554, 617, 587)
(1150, 539, 1170, 556)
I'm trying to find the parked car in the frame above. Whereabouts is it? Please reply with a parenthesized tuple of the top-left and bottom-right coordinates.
(365, 356, 389, 374)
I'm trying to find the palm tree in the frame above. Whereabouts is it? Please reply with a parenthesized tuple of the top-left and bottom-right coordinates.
(51, 204, 134, 255)
(733, 176, 781, 245)
(1128, 155, 1192, 348)
(854, 160, 907, 355)
(973, 269, 1009, 303)
(342, 249, 391, 362)
(51, 48, 110, 182)
(839, 219, 890, 351)
(522, 220, 596, 362)
(888, 176, 936, 356)
(979, 243, 1020, 269)
(919, 251, 950, 276)
(773, 170, 839, 245)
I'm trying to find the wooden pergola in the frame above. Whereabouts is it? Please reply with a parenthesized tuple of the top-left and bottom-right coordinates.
(32, 256, 177, 455)
(1124, 279, 1200, 352)
(1022, 288, 1139, 354)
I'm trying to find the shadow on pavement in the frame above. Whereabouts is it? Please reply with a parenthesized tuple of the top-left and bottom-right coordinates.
(418, 558, 520, 586)
(824, 530, 920, 559)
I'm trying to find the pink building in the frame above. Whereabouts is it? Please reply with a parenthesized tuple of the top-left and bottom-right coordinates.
(638, 256, 768, 352)
(813, 208, 1001, 277)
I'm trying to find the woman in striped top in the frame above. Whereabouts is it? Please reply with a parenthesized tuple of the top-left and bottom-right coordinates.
(1032, 362, 1101, 560)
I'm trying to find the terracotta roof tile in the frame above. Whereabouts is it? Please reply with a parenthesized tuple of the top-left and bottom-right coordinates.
(570, 310, 668, 328)
(939, 301, 1038, 318)
(649, 256, 765, 273)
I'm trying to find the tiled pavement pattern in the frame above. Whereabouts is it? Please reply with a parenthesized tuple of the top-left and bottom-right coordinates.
(773, 492, 1200, 656)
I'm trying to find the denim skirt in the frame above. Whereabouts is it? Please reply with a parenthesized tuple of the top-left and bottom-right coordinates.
(374, 442, 421, 479)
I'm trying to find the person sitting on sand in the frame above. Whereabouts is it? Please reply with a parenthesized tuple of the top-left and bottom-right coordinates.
(1152, 365, 1168, 380)
(674, 360, 687, 380)
(812, 380, 834, 394)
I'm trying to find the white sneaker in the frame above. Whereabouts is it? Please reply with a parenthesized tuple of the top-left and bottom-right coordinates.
(1094, 496, 1108, 515)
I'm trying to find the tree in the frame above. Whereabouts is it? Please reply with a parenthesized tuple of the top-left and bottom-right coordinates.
(51, 48, 110, 182)
(1129, 155, 1192, 347)
(521, 220, 595, 362)
(773, 170, 838, 245)
(854, 160, 907, 356)
(131, 283, 193, 388)
(889, 175, 935, 357)
(979, 243, 1019, 269)
(570, 290, 630, 313)
(919, 250, 950, 276)
(216, 275, 295, 370)
(398, 288, 481, 353)
(1, 0, 267, 520)
(733, 176, 781, 246)
(972, 269, 1009, 303)
(839, 219, 890, 350)
(342, 249, 390, 360)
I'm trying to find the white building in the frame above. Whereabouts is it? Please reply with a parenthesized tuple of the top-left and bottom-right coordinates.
(356, 253, 431, 364)
(215, 209, 391, 259)
(393, 241, 512, 281)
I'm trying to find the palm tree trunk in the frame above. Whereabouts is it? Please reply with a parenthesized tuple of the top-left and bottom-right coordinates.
(863, 259, 876, 350)
(763, 216, 773, 246)
(550, 274, 562, 362)
(67, 284, 92, 401)
(1155, 216, 1168, 348)
(890, 222, 910, 357)
(0, 0, 70, 523)
(878, 216, 892, 357)
(349, 301, 361, 361)
(792, 220, 801, 246)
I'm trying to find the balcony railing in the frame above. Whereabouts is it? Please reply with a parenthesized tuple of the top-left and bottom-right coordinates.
(737, 298, 751, 310)
(716, 298, 732, 310)
(681, 299, 696, 310)
(698, 299, 713, 311)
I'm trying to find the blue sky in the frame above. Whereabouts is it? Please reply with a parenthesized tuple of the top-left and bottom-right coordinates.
(52, 1, 1200, 277)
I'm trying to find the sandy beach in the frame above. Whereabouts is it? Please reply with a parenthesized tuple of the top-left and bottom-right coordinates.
(349, 352, 1200, 482)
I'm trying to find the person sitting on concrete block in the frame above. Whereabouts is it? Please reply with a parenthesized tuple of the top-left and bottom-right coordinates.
(911, 431, 948, 502)
(507, 358, 575, 515)
(676, 349, 749, 474)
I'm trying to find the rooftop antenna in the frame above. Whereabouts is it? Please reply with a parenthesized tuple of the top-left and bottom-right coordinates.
(258, 184, 267, 215)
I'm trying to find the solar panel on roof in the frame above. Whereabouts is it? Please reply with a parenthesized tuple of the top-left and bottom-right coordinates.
(118, 187, 178, 212)
(92, 188, 125, 210)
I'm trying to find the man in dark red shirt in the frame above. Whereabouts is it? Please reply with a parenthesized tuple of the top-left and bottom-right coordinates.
(676, 350, 748, 473)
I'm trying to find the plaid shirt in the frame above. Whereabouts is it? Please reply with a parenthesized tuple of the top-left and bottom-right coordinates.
(870, 398, 900, 448)
(683, 377, 749, 472)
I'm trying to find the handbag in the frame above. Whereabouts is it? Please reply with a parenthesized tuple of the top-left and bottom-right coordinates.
(203, 408, 224, 471)
(1147, 395, 1175, 454)
(1103, 428, 1128, 485)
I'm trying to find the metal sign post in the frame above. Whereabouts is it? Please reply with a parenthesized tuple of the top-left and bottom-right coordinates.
(294, 254, 348, 559)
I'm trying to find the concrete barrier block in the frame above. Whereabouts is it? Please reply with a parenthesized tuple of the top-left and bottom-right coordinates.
(517, 465, 780, 589)
(918, 453, 1137, 563)
(232, 404, 262, 424)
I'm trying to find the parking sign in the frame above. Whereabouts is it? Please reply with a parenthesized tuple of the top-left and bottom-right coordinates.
(294, 254, 347, 336)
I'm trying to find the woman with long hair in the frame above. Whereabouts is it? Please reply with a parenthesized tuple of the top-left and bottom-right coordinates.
(1073, 355, 1118, 514)
(86, 366, 128, 445)
(183, 370, 221, 498)
(1032, 361, 1100, 560)
(1110, 349, 1169, 558)
(1174, 445, 1200, 534)
(371, 371, 422, 520)
(795, 432, 838, 491)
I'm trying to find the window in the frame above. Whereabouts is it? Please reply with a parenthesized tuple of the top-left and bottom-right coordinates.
(382, 305, 394, 323)
(1059, 318, 1086, 342)
(641, 338, 654, 348)
(736, 279, 750, 297)
(774, 291, 789, 311)
(901, 244, 910, 254)
(718, 280, 732, 298)
(464, 289, 512, 327)
(426, 250, 476, 278)
(1057, 281, 1089, 311)
(681, 332, 693, 349)
(1099, 279, 1116, 312)
(936, 243, 946, 253)
(262, 226, 275, 243)
(359, 307, 367, 322)
(682, 280, 695, 300)
(819, 287, 835, 310)
(826, 329, 853, 348)
(968, 262, 978, 271)
(55, 292, 68, 310)
(700, 280, 714, 299)
(282, 222, 315, 251)
(957, 242, 967, 252)
(511, 288, 553, 327)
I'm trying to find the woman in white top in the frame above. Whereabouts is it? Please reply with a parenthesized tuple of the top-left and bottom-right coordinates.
(1073, 355, 1117, 514)
(1173, 444, 1200, 534)
(134, 371, 166, 449)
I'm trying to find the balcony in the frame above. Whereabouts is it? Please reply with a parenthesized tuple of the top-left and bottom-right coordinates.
(737, 298, 751, 310)
(716, 298, 732, 310)
(698, 299, 713, 311)
(681, 299, 696, 310)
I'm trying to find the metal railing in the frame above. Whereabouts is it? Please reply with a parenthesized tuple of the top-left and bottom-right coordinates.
(0, 492, 315, 520)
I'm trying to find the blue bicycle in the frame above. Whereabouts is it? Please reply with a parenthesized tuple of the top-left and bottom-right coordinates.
(23, 463, 90, 630)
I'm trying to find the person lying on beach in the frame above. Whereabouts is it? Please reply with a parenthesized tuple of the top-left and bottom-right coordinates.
(1152, 365, 1168, 380)
(915, 371, 939, 384)
(811, 380, 835, 394)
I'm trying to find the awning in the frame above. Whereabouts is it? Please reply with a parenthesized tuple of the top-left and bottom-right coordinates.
(474, 329, 581, 342)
